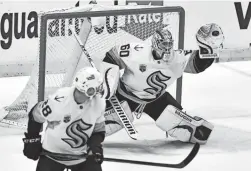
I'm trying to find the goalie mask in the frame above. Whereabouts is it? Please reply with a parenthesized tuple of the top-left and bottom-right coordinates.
(151, 29, 174, 63)
(73, 67, 104, 98)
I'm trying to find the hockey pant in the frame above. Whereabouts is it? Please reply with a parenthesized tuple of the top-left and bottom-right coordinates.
(36, 155, 102, 171)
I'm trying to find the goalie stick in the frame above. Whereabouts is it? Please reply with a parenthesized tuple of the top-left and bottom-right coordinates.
(215, 47, 251, 62)
(69, 26, 138, 140)
(41, 143, 199, 168)
(105, 143, 200, 168)
(199, 46, 251, 62)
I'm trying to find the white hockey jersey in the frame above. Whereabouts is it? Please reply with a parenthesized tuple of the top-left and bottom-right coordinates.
(32, 86, 106, 165)
(106, 42, 195, 102)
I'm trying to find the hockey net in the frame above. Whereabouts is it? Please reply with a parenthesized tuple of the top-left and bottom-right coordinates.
(0, 5, 185, 129)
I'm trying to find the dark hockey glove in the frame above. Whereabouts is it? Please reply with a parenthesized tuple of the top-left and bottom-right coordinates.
(88, 144, 104, 164)
(23, 132, 42, 161)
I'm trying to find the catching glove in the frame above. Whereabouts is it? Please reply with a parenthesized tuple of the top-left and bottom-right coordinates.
(196, 23, 224, 58)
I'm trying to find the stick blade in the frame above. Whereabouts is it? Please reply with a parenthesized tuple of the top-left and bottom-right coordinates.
(103, 143, 200, 169)
(175, 143, 200, 168)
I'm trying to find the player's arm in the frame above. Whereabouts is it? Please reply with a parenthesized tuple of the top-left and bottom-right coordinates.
(87, 114, 106, 164)
(26, 95, 57, 137)
(88, 115, 106, 148)
(103, 44, 127, 70)
(32, 94, 60, 123)
(102, 44, 129, 99)
(184, 50, 215, 73)
(24, 95, 57, 133)
(22, 102, 46, 161)
(22, 93, 60, 160)
(26, 102, 45, 137)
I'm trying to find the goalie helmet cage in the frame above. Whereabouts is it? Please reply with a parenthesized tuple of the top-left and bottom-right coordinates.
(0, 5, 185, 128)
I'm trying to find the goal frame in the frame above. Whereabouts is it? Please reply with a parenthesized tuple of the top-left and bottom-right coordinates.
(38, 6, 185, 103)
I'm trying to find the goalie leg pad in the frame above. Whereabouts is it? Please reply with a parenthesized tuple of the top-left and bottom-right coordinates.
(104, 100, 134, 136)
(155, 105, 214, 144)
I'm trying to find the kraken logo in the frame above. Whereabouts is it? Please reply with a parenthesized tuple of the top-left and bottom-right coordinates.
(144, 71, 170, 96)
(62, 119, 92, 148)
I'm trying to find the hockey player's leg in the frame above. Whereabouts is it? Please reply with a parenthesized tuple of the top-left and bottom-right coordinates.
(36, 155, 65, 171)
(144, 92, 213, 144)
(155, 105, 214, 144)
(144, 92, 183, 120)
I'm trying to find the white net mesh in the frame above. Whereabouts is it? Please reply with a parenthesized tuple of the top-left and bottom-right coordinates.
(0, 5, 184, 128)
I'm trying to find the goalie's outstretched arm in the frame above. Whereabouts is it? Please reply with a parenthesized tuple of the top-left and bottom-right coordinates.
(184, 50, 215, 73)
(103, 46, 127, 70)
